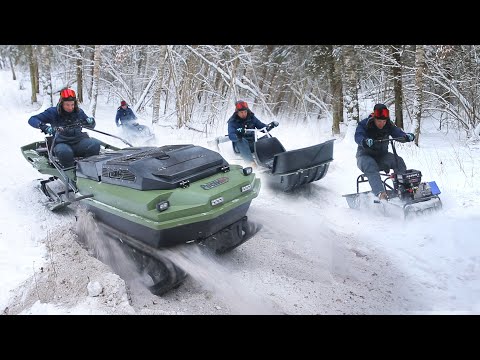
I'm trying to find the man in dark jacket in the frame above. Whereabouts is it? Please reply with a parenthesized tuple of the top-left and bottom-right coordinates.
(115, 100, 137, 127)
(28, 88, 101, 169)
(354, 103, 415, 200)
(227, 100, 278, 164)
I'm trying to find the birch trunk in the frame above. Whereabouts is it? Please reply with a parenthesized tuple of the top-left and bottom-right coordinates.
(75, 45, 84, 103)
(89, 45, 102, 117)
(412, 45, 425, 146)
(391, 45, 404, 129)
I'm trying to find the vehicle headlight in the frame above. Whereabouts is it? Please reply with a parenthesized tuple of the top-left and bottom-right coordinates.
(241, 184, 252, 192)
(243, 167, 252, 175)
(211, 197, 224, 206)
(156, 200, 170, 212)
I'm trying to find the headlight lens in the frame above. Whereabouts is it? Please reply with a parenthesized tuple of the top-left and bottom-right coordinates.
(241, 184, 252, 192)
(211, 197, 224, 206)
(156, 200, 170, 212)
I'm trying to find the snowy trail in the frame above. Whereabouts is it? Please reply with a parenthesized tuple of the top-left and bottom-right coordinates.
(300, 140, 480, 313)
(0, 72, 77, 309)
(211, 126, 480, 313)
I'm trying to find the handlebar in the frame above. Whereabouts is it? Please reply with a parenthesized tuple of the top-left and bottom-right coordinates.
(52, 122, 133, 147)
(241, 122, 279, 134)
(52, 121, 94, 132)
(243, 127, 272, 140)
(374, 137, 407, 143)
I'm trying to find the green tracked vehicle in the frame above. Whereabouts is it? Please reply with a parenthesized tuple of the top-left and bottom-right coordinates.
(21, 125, 261, 295)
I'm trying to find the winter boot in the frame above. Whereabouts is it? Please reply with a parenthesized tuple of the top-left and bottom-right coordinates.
(377, 191, 388, 201)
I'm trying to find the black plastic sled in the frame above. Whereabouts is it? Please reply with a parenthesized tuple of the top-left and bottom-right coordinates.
(210, 126, 335, 192)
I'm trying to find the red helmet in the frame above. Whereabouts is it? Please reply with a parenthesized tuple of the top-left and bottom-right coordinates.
(373, 103, 389, 120)
(235, 100, 248, 111)
(60, 88, 76, 101)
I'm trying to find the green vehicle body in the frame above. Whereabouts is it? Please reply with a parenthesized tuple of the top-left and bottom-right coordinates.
(21, 139, 260, 248)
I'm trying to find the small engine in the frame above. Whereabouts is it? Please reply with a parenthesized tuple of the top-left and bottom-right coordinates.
(395, 169, 426, 200)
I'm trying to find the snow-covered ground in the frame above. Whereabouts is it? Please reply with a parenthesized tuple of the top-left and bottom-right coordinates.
(1, 69, 479, 315)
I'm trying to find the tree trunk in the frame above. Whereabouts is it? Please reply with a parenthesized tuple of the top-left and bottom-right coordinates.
(167, 46, 183, 128)
(229, 45, 240, 102)
(40, 45, 53, 106)
(325, 45, 344, 134)
(343, 45, 360, 124)
(438, 45, 456, 108)
(88, 46, 95, 100)
(391, 45, 404, 129)
(8, 56, 16, 80)
(89, 45, 102, 117)
(164, 69, 172, 116)
(75, 45, 83, 103)
(182, 49, 199, 126)
(133, 45, 146, 102)
(27, 45, 37, 103)
(152, 46, 167, 124)
(333, 53, 344, 125)
(33, 46, 40, 94)
(258, 45, 274, 97)
(141, 46, 151, 91)
(412, 45, 425, 146)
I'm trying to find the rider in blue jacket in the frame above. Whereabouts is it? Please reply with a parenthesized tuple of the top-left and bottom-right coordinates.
(115, 100, 137, 127)
(28, 88, 100, 169)
(227, 100, 275, 164)
(354, 103, 415, 200)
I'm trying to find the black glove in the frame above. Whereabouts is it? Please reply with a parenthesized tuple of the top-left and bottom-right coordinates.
(362, 138, 374, 148)
(405, 133, 415, 142)
(236, 127, 246, 136)
(39, 124, 54, 135)
(266, 121, 279, 131)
